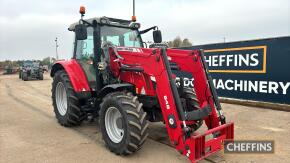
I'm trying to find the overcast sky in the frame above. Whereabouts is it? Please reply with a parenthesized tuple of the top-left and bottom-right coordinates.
(0, 0, 289, 61)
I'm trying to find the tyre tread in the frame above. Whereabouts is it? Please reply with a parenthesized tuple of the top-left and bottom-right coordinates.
(52, 70, 85, 127)
(100, 91, 149, 155)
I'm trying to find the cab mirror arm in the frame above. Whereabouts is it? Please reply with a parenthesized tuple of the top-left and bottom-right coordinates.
(80, 19, 93, 27)
(139, 26, 157, 34)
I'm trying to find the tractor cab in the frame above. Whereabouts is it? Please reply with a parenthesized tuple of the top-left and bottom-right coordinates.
(68, 8, 162, 91)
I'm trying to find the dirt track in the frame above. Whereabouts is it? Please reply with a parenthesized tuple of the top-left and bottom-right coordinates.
(0, 74, 289, 163)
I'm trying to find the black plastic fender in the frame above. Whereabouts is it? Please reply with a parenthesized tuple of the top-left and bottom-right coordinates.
(98, 83, 135, 98)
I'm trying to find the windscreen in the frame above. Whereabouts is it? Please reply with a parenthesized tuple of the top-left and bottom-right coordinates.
(101, 26, 142, 47)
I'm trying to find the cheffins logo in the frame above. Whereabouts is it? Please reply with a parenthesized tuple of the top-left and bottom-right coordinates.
(204, 46, 267, 73)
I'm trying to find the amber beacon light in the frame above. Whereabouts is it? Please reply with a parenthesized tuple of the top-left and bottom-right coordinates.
(79, 6, 86, 15)
(131, 15, 136, 22)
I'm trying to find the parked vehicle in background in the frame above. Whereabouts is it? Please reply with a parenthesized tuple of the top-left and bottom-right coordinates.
(3, 65, 17, 75)
(19, 60, 44, 81)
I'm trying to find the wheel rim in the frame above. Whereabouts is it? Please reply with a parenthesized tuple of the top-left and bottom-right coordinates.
(55, 82, 68, 116)
(105, 107, 124, 143)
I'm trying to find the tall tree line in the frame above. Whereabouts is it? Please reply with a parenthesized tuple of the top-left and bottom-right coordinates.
(167, 36, 192, 48)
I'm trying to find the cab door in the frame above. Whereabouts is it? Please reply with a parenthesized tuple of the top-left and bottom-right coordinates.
(74, 27, 97, 88)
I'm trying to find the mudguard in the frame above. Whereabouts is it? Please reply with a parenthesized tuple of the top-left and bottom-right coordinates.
(50, 59, 90, 92)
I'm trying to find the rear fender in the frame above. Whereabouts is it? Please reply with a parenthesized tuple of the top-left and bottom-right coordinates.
(50, 59, 90, 93)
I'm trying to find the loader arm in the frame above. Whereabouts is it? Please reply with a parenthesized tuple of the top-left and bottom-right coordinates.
(111, 47, 234, 162)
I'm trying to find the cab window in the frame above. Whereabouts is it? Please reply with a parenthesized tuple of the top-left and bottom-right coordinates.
(75, 27, 96, 83)
(76, 27, 94, 60)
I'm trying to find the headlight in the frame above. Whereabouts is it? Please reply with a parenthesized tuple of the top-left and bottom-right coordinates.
(130, 23, 140, 29)
(134, 23, 140, 28)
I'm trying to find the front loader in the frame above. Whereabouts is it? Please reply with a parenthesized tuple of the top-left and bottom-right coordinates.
(50, 6, 234, 163)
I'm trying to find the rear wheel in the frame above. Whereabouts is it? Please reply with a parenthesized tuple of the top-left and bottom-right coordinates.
(52, 70, 85, 126)
(100, 92, 149, 155)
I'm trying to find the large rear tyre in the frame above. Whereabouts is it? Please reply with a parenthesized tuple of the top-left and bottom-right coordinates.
(52, 70, 85, 127)
(100, 92, 149, 155)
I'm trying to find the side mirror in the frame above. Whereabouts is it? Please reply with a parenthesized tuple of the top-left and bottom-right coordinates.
(153, 30, 162, 43)
(75, 24, 87, 40)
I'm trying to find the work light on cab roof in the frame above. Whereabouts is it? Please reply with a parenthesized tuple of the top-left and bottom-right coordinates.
(75, 6, 141, 30)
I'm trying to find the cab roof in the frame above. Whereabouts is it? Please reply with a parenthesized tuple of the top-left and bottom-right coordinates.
(68, 16, 133, 31)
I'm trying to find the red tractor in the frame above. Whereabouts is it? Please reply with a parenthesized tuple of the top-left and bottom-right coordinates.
(51, 7, 234, 163)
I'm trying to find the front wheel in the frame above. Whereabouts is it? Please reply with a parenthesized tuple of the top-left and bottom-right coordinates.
(182, 87, 203, 131)
(100, 92, 149, 155)
(38, 72, 43, 80)
(52, 70, 85, 126)
(22, 72, 28, 81)
(182, 87, 200, 111)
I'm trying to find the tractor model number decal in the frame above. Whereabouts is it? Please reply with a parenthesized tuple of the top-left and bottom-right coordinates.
(164, 95, 170, 110)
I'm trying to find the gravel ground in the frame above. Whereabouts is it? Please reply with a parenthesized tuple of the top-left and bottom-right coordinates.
(0, 74, 289, 163)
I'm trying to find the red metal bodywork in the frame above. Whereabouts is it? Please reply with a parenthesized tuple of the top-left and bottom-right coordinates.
(54, 47, 234, 162)
(52, 60, 90, 92)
